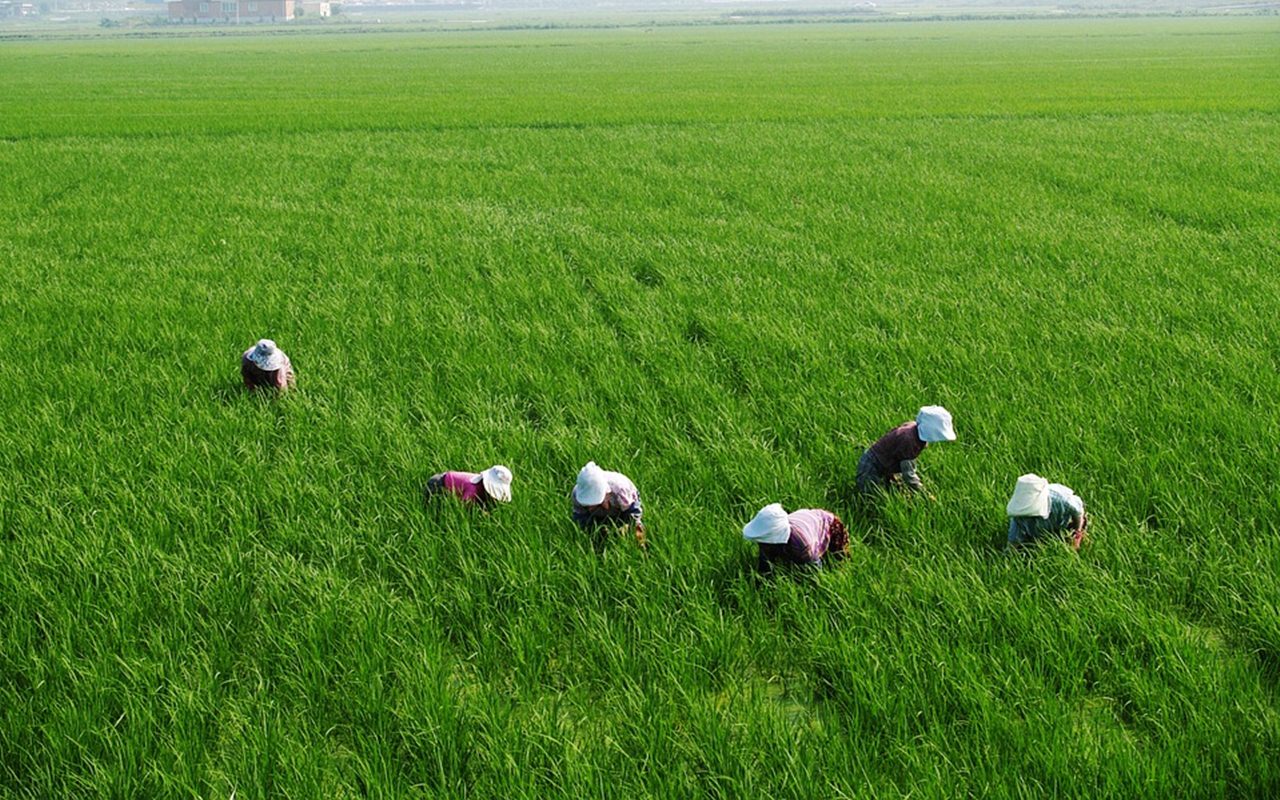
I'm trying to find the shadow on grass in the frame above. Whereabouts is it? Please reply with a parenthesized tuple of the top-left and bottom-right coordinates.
(703, 550, 759, 613)
(211, 380, 247, 404)
(822, 474, 863, 513)
(211, 380, 291, 405)
(841, 491, 897, 549)
(575, 522, 647, 557)
(827, 475, 929, 547)
(1253, 645, 1280, 697)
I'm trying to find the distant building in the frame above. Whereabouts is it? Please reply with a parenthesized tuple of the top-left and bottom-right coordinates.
(0, 1, 38, 16)
(167, 0, 295, 21)
(298, 1, 329, 17)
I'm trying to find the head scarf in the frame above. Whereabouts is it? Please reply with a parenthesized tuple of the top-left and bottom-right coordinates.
(916, 405, 956, 443)
(1007, 473, 1051, 518)
(574, 462, 610, 506)
(742, 503, 791, 544)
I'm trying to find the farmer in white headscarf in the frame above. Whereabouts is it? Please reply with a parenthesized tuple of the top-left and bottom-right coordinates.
(856, 406, 956, 495)
(572, 461, 646, 547)
(742, 503, 849, 575)
(1006, 473, 1088, 550)
(426, 465, 514, 509)
(240, 338, 295, 391)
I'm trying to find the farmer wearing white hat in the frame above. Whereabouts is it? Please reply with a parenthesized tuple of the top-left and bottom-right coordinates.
(240, 338, 296, 391)
(571, 461, 646, 547)
(856, 406, 956, 495)
(1006, 473, 1088, 550)
(426, 465, 513, 509)
(743, 503, 849, 575)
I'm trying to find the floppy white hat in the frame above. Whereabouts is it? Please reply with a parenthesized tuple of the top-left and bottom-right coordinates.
(474, 465, 513, 503)
(1007, 474, 1050, 518)
(248, 339, 287, 372)
(916, 405, 956, 443)
(742, 503, 791, 544)
(574, 462, 609, 506)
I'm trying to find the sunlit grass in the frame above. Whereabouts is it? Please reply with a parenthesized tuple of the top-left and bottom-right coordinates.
(0, 16, 1278, 797)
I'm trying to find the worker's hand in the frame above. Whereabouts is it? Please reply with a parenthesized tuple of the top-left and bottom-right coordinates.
(634, 523, 648, 549)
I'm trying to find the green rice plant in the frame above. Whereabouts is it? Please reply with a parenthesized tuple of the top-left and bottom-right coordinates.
(0, 15, 1278, 798)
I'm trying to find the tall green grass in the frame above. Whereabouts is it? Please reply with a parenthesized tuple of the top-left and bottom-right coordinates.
(1, 16, 1278, 797)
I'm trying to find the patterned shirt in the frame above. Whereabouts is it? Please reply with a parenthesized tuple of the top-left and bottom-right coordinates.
(1007, 486, 1084, 546)
(757, 509, 845, 570)
(572, 472, 643, 528)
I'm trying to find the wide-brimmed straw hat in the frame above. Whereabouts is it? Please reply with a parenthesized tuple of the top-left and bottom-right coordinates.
(473, 465, 513, 503)
(742, 503, 791, 544)
(574, 462, 609, 506)
(1007, 473, 1050, 518)
(916, 405, 956, 443)
(248, 339, 287, 372)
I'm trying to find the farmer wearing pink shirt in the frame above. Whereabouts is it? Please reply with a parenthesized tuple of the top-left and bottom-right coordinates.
(240, 338, 296, 392)
(742, 503, 850, 575)
(426, 465, 513, 509)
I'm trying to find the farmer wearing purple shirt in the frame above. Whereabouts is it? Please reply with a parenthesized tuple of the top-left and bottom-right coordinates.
(571, 461, 646, 547)
(742, 503, 850, 575)
(426, 465, 513, 509)
(856, 406, 956, 494)
(240, 338, 295, 392)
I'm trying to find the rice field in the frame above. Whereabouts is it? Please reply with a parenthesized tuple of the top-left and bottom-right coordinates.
(1, 16, 1279, 797)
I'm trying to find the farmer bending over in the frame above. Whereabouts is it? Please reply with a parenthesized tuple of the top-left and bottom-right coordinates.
(572, 461, 646, 547)
(426, 465, 513, 509)
(742, 503, 849, 575)
(856, 405, 956, 495)
(241, 338, 296, 392)
(1006, 473, 1088, 550)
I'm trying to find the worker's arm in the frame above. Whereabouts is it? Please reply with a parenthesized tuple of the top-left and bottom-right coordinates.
(1071, 511, 1088, 550)
(899, 459, 924, 491)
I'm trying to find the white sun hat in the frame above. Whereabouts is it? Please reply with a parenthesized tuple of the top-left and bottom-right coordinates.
(916, 405, 956, 443)
(1048, 483, 1084, 515)
(574, 462, 610, 506)
(742, 503, 791, 544)
(248, 339, 287, 371)
(473, 465, 513, 503)
(1007, 473, 1051, 518)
